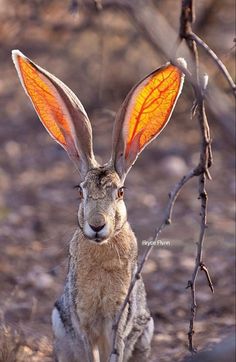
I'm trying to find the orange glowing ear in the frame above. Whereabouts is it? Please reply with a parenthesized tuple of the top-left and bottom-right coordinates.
(12, 50, 97, 176)
(112, 59, 186, 178)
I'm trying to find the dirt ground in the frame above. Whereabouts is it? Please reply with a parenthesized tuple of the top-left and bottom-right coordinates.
(0, 1, 235, 361)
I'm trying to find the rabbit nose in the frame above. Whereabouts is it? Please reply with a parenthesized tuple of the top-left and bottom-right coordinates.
(89, 224, 105, 232)
(88, 214, 106, 233)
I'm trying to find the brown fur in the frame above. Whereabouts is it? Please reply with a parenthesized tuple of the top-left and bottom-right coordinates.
(72, 224, 137, 331)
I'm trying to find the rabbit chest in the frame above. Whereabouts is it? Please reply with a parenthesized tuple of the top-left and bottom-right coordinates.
(69, 230, 137, 333)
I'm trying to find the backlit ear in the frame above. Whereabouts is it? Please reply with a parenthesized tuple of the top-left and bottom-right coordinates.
(12, 50, 97, 177)
(111, 59, 186, 179)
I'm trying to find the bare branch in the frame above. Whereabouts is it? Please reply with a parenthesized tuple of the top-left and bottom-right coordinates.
(180, 0, 214, 353)
(188, 32, 236, 97)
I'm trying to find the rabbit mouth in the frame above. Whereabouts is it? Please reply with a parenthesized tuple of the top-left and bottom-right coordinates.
(87, 233, 109, 244)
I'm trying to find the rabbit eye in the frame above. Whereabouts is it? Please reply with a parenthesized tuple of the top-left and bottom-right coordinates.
(74, 185, 83, 199)
(117, 187, 125, 199)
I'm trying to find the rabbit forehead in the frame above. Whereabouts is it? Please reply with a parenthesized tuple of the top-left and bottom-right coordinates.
(82, 167, 121, 199)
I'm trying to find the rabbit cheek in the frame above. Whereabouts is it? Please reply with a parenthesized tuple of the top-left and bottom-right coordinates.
(115, 201, 127, 231)
(77, 204, 85, 229)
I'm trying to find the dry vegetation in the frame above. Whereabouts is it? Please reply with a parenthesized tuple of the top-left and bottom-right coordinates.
(0, 1, 235, 361)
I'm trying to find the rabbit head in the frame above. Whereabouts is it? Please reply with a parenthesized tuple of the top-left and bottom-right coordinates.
(12, 50, 185, 244)
(77, 166, 125, 243)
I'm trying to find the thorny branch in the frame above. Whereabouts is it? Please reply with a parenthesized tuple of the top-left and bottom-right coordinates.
(180, 0, 214, 353)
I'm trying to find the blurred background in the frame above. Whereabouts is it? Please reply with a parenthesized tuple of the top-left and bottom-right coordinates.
(0, 1, 235, 361)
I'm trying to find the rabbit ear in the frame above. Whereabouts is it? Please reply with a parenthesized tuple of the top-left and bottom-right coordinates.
(12, 50, 97, 177)
(111, 59, 186, 179)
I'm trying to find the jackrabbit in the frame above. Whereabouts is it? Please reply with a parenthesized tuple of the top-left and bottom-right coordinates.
(12, 50, 185, 362)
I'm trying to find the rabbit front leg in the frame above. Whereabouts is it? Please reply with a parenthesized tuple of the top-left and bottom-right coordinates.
(96, 318, 114, 361)
(97, 318, 127, 362)
(101, 317, 127, 362)
(69, 308, 97, 362)
(52, 305, 94, 362)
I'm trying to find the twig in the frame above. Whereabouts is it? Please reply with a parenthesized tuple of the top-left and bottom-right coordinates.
(200, 262, 214, 293)
(188, 32, 236, 97)
(180, 0, 214, 353)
